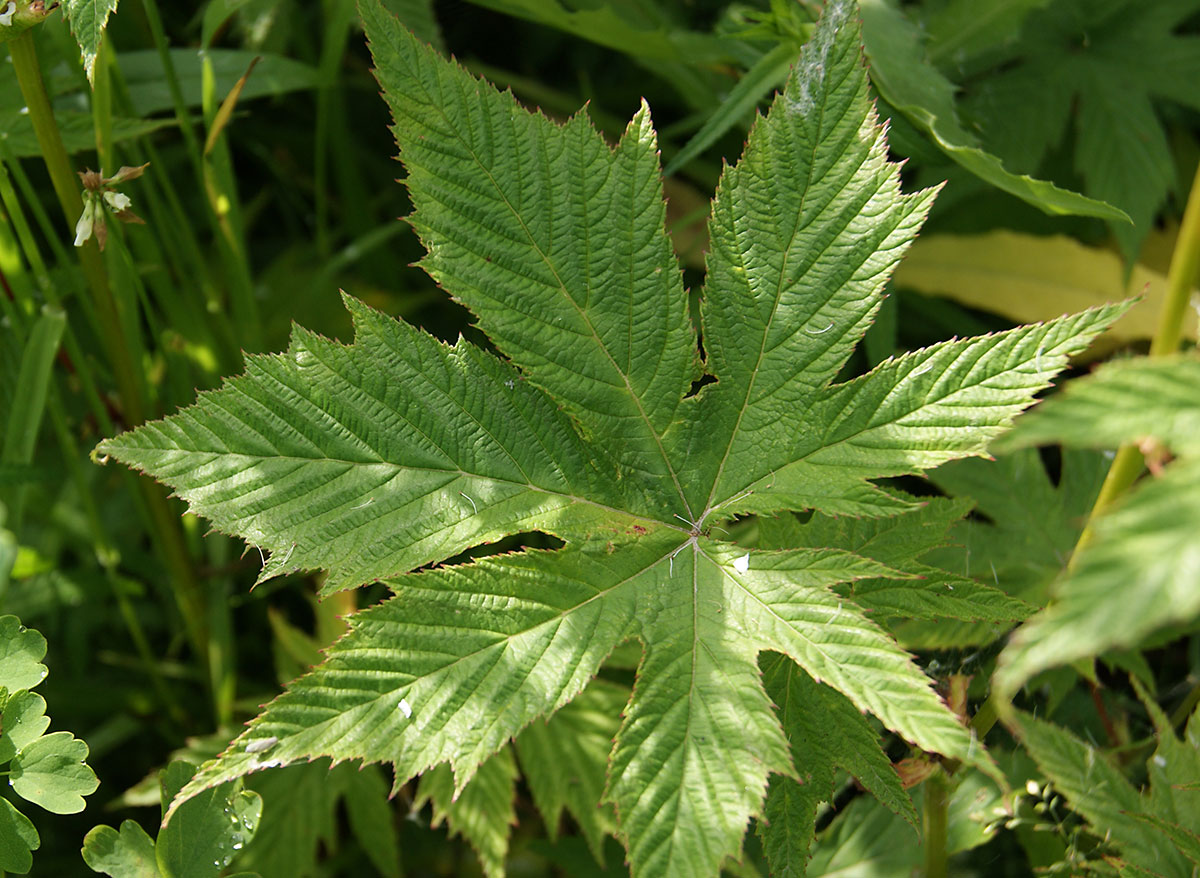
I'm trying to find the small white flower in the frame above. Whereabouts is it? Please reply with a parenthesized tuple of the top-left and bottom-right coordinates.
(74, 195, 99, 247)
(0, 3, 16, 27)
(103, 190, 132, 212)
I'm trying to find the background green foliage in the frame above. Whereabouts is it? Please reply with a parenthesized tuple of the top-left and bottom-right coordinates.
(0, 0, 1198, 875)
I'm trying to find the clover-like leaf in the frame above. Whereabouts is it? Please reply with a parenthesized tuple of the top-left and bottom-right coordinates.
(0, 797, 37, 874)
(0, 691, 50, 762)
(96, 2, 1124, 875)
(10, 730, 100, 814)
(0, 616, 47, 692)
(82, 819, 160, 878)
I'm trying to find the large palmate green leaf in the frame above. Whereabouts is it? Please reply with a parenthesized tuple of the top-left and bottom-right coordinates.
(97, 2, 1124, 875)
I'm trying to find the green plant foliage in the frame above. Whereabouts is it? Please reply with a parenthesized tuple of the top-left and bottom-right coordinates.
(904, 448, 1110, 649)
(95, 2, 1127, 874)
(236, 761, 401, 878)
(62, 0, 119, 82)
(758, 498, 1035, 628)
(960, 0, 1200, 259)
(83, 761, 263, 878)
(514, 680, 624, 859)
(0, 614, 98, 874)
(758, 654, 916, 872)
(923, 0, 1053, 65)
(996, 355, 1200, 693)
(417, 748, 519, 878)
(803, 768, 1002, 877)
(1013, 693, 1200, 878)
(858, 0, 1128, 223)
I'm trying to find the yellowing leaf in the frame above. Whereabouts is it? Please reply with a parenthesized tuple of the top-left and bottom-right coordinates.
(895, 230, 1198, 350)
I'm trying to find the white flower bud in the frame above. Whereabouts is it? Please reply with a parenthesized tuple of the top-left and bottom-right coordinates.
(74, 196, 98, 247)
(103, 190, 132, 212)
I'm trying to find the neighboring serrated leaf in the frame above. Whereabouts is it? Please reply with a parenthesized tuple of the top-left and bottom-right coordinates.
(0, 691, 50, 762)
(759, 654, 914, 875)
(82, 820, 161, 878)
(343, 765, 402, 878)
(957, 0, 1200, 260)
(758, 497, 974, 562)
(1135, 680, 1200, 859)
(157, 762, 261, 878)
(0, 616, 47, 691)
(997, 459, 1200, 694)
(235, 760, 349, 878)
(1128, 814, 1200, 865)
(515, 679, 623, 860)
(927, 448, 1108, 603)
(416, 748, 518, 878)
(757, 500, 1032, 624)
(62, 0, 120, 83)
(0, 797, 37, 874)
(1013, 711, 1191, 876)
(10, 730, 99, 814)
(858, 0, 1126, 222)
(924, 0, 1052, 67)
(998, 356, 1200, 456)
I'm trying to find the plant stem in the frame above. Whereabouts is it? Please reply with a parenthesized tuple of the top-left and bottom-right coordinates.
(9, 29, 218, 716)
(8, 31, 145, 426)
(1073, 161, 1200, 554)
(923, 770, 950, 878)
(977, 157, 1200, 738)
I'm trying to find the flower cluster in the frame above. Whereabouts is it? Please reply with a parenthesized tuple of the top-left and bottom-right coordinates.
(74, 165, 148, 251)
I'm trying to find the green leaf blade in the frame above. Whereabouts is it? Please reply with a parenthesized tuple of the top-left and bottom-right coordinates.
(417, 748, 518, 878)
(0, 797, 37, 875)
(10, 731, 99, 814)
(0, 615, 48, 692)
(997, 458, 1200, 694)
(998, 355, 1200, 456)
(98, 296, 621, 593)
(82, 820, 160, 878)
(362, 0, 697, 511)
(687, 0, 936, 515)
(759, 655, 914, 875)
(859, 0, 1129, 223)
(63, 0, 120, 83)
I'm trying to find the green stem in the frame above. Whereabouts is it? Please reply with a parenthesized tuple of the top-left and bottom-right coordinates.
(978, 156, 1200, 736)
(8, 29, 217, 716)
(1073, 159, 1200, 555)
(923, 770, 950, 878)
(8, 31, 145, 425)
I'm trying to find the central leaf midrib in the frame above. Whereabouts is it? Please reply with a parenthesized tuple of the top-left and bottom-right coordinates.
(700, 74, 830, 518)
(421, 91, 695, 521)
(155, 448, 681, 531)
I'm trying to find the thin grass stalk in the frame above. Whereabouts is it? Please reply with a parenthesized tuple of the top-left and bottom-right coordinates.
(7, 28, 219, 714)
